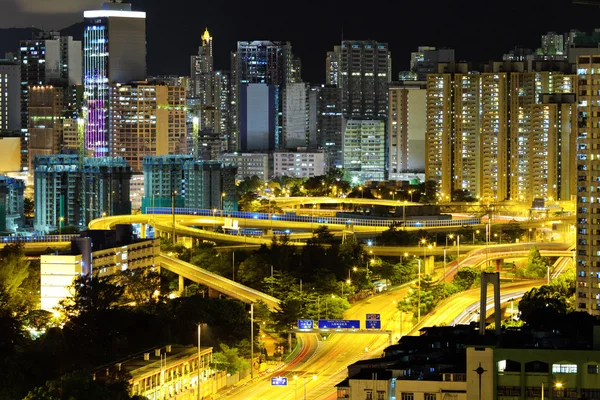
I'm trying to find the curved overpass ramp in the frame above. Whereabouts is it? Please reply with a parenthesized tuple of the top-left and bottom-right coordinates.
(158, 254, 280, 310)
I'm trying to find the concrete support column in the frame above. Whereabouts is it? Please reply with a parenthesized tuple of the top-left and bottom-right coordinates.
(179, 275, 184, 295)
(140, 224, 147, 239)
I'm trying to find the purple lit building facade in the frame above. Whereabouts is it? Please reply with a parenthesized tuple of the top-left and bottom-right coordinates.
(83, 2, 146, 157)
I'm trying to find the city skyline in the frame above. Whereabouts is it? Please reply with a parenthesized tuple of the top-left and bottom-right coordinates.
(2, 0, 600, 83)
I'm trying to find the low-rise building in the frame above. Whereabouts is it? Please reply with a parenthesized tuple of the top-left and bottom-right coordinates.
(273, 148, 326, 178)
(219, 152, 269, 181)
(336, 324, 600, 400)
(40, 225, 160, 311)
(94, 345, 214, 400)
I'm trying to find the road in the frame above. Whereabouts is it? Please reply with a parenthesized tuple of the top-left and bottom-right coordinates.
(221, 287, 408, 400)
(158, 254, 280, 310)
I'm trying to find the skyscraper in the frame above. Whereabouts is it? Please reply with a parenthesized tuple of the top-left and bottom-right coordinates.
(233, 40, 297, 150)
(83, 1, 146, 157)
(282, 82, 309, 148)
(316, 85, 343, 170)
(108, 82, 187, 172)
(0, 62, 21, 133)
(388, 82, 427, 179)
(337, 40, 391, 119)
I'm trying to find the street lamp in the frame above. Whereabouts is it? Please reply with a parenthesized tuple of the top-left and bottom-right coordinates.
(212, 208, 217, 230)
(474, 230, 480, 244)
(408, 189, 415, 202)
(302, 375, 317, 400)
(528, 228, 532, 242)
(220, 192, 226, 215)
(59, 216, 64, 237)
(403, 201, 408, 229)
(342, 279, 351, 297)
(171, 190, 177, 238)
(541, 381, 563, 400)
(196, 322, 204, 400)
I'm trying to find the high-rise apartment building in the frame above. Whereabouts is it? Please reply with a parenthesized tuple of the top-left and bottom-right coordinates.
(83, 1, 146, 157)
(576, 55, 600, 315)
(426, 62, 576, 203)
(33, 154, 132, 233)
(338, 40, 391, 119)
(388, 82, 426, 178)
(232, 40, 298, 150)
(342, 119, 386, 182)
(108, 82, 187, 172)
(141, 155, 236, 212)
(409, 46, 455, 81)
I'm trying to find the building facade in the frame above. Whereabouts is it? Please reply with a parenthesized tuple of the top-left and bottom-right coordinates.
(239, 83, 278, 151)
(388, 82, 426, 178)
(338, 40, 391, 119)
(109, 82, 187, 172)
(218, 153, 269, 181)
(316, 85, 343, 170)
(273, 149, 325, 179)
(343, 119, 386, 182)
(33, 154, 132, 233)
(282, 82, 309, 149)
(0, 62, 21, 133)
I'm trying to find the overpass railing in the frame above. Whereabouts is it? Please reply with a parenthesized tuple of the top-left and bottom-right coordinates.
(1, 234, 78, 243)
(146, 208, 481, 229)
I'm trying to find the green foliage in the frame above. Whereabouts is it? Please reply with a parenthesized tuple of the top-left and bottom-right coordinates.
(58, 274, 124, 317)
(24, 197, 34, 218)
(419, 180, 438, 204)
(518, 267, 576, 327)
(451, 189, 476, 202)
(112, 266, 162, 306)
(309, 225, 336, 245)
(211, 343, 250, 373)
(189, 244, 230, 276)
(0, 244, 34, 314)
(517, 245, 548, 279)
(377, 222, 419, 245)
(23, 371, 143, 400)
(452, 267, 481, 291)
(501, 221, 526, 243)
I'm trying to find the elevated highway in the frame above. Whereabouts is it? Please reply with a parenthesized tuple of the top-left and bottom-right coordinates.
(157, 254, 280, 311)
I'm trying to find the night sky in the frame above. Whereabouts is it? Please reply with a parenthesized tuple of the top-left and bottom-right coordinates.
(2, 0, 600, 83)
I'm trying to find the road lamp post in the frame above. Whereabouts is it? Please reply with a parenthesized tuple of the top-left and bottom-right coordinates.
(59, 216, 64, 238)
(403, 201, 408, 229)
(456, 234, 461, 270)
(171, 190, 177, 238)
(197, 323, 202, 400)
(212, 208, 217, 231)
(220, 192, 226, 215)
(408, 189, 415, 202)
(417, 258, 421, 323)
(528, 228, 532, 242)
(250, 303, 254, 379)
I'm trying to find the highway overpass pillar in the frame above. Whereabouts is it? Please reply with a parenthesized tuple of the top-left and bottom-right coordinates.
(288, 332, 292, 349)
(479, 272, 501, 336)
(495, 259, 502, 272)
(140, 224, 146, 239)
(178, 275, 184, 295)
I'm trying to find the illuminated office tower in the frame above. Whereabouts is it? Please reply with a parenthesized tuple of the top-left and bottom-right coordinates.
(83, 1, 146, 157)
(314, 85, 343, 170)
(387, 82, 427, 179)
(109, 82, 186, 172)
(0, 62, 21, 132)
(190, 28, 213, 100)
(338, 40, 391, 119)
(326, 46, 340, 86)
(576, 55, 600, 314)
(342, 118, 386, 182)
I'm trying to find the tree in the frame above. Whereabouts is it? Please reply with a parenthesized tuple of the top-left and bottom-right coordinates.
(452, 267, 480, 291)
(0, 244, 38, 314)
(23, 371, 144, 400)
(419, 180, 438, 204)
(518, 245, 548, 279)
(211, 343, 250, 374)
(501, 221, 526, 243)
(451, 189, 476, 202)
(58, 274, 124, 317)
(113, 266, 161, 306)
(24, 198, 34, 218)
